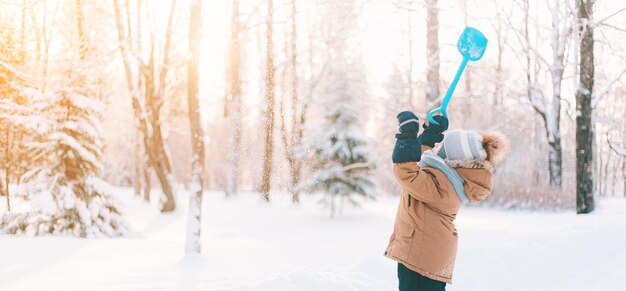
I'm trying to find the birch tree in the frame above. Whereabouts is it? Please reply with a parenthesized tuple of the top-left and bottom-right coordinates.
(185, 0, 205, 254)
(517, 0, 570, 187)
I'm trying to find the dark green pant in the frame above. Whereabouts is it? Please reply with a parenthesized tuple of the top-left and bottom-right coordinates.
(398, 263, 446, 291)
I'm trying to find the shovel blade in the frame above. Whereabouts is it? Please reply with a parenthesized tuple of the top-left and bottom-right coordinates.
(457, 27, 488, 61)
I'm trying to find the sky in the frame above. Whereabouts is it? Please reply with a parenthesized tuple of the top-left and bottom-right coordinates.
(147, 0, 625, 123)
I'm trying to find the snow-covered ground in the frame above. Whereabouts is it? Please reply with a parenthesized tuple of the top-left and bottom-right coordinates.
(1, 189, 625, 291)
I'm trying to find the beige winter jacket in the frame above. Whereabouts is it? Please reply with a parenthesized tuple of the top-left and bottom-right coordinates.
(384, 145, 495, 284)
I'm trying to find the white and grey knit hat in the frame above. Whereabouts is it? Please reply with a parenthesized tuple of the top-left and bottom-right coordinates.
(437, 130, 488, 161)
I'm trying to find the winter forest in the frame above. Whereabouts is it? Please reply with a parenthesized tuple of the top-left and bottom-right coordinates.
(0, 0, 625, 290)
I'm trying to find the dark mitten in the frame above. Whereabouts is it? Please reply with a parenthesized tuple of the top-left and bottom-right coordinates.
(418, 115, 449, 148)
(392, 111, 422, 163)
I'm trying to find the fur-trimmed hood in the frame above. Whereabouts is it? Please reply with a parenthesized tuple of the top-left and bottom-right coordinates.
(446, 159, 495, 174)
(429, 147, 496, 203)
(453, 163, 493, 203)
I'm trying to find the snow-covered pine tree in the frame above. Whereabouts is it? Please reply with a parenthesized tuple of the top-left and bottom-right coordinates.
(298, 70, 377, 218)
(0, 85, 127, 237)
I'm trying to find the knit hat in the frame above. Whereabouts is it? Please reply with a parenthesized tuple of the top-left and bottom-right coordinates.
(437, 130, 487, 161)
(437, 130, 509, 165)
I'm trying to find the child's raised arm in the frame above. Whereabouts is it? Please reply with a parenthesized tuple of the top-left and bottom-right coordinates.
(391, 111, 449, 204)
(393, 162, 445, 204)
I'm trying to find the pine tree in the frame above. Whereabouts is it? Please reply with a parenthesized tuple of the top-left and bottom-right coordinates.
(298, 71, 376, 217)
(0, 85, 127, 237)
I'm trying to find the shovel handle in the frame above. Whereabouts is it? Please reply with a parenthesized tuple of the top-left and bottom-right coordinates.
(427, 107, 448, 125)
(427, 57, 469, 125)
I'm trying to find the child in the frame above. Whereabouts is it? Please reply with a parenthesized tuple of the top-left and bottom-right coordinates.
(384, 111, 509, 291)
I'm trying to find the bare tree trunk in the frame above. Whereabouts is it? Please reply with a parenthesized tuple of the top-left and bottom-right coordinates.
(134, 131, 142, 196)
(4, 176, 8, 212)
(462, 0, 471, 95)
(606, 127, 626, 197)
(615, 105, 626, 197)
(136, 0, 142, 52)
(623, 158, 626, 197)
(20, 0, 26, 51)
(143, 166, 151, 202)
(547, 127, 563, 186)
(113, 0, 177, 212)
(154, 0, 178, 212)
(225, 0, 242, 197)
(1, 172, 7, 211)
(330, 194, 335, 219)
(523, 0, 538, 185)
(75, 0, 86, 60)
(41, 0, 50, 92)
(289, 0, 299, 203)
(610, 155, 619, 196)
(407, 10, 415, 107)
(493, 5, 505, 105)
(125, 0, 131, 40)
(133, 145, 142, 196)
(546, 0, 567, 187)
(125, 1, 150, 202)
(576, 0, 595, 214)
(260, 0, 275, 201)
(133, 130, 151, 201)
(0, 163, 4, 199)
(29, 0, 41, 73)
(3, 129, 10, 212)
(144, 60, 177, 212)
(425, 0, 440, 110)
(523, 0, 565, 187)
(185, 0, 205, 254)
(597, 137, 604, 195)
(280, 0, 302, 203)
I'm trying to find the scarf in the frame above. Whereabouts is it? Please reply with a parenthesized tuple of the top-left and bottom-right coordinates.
(418, 150, 469, 204)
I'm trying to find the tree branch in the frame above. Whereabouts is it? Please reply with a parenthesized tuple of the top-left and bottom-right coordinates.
(529, 47, 551, 67)
(594, 7, 626, 26)
(607, 133, 626, 157)
(157, 0, 177, 97)
(0, 59, 37, 82)
(600, 22, 626, 33)
(343, 162, 372, 172)
(592, 69, 626, 108)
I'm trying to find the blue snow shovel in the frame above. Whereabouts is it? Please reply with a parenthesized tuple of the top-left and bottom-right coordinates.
(427, 27, 488, 125)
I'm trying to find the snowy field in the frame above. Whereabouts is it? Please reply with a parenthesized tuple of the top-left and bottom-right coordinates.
(1, 189, 625, 291)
